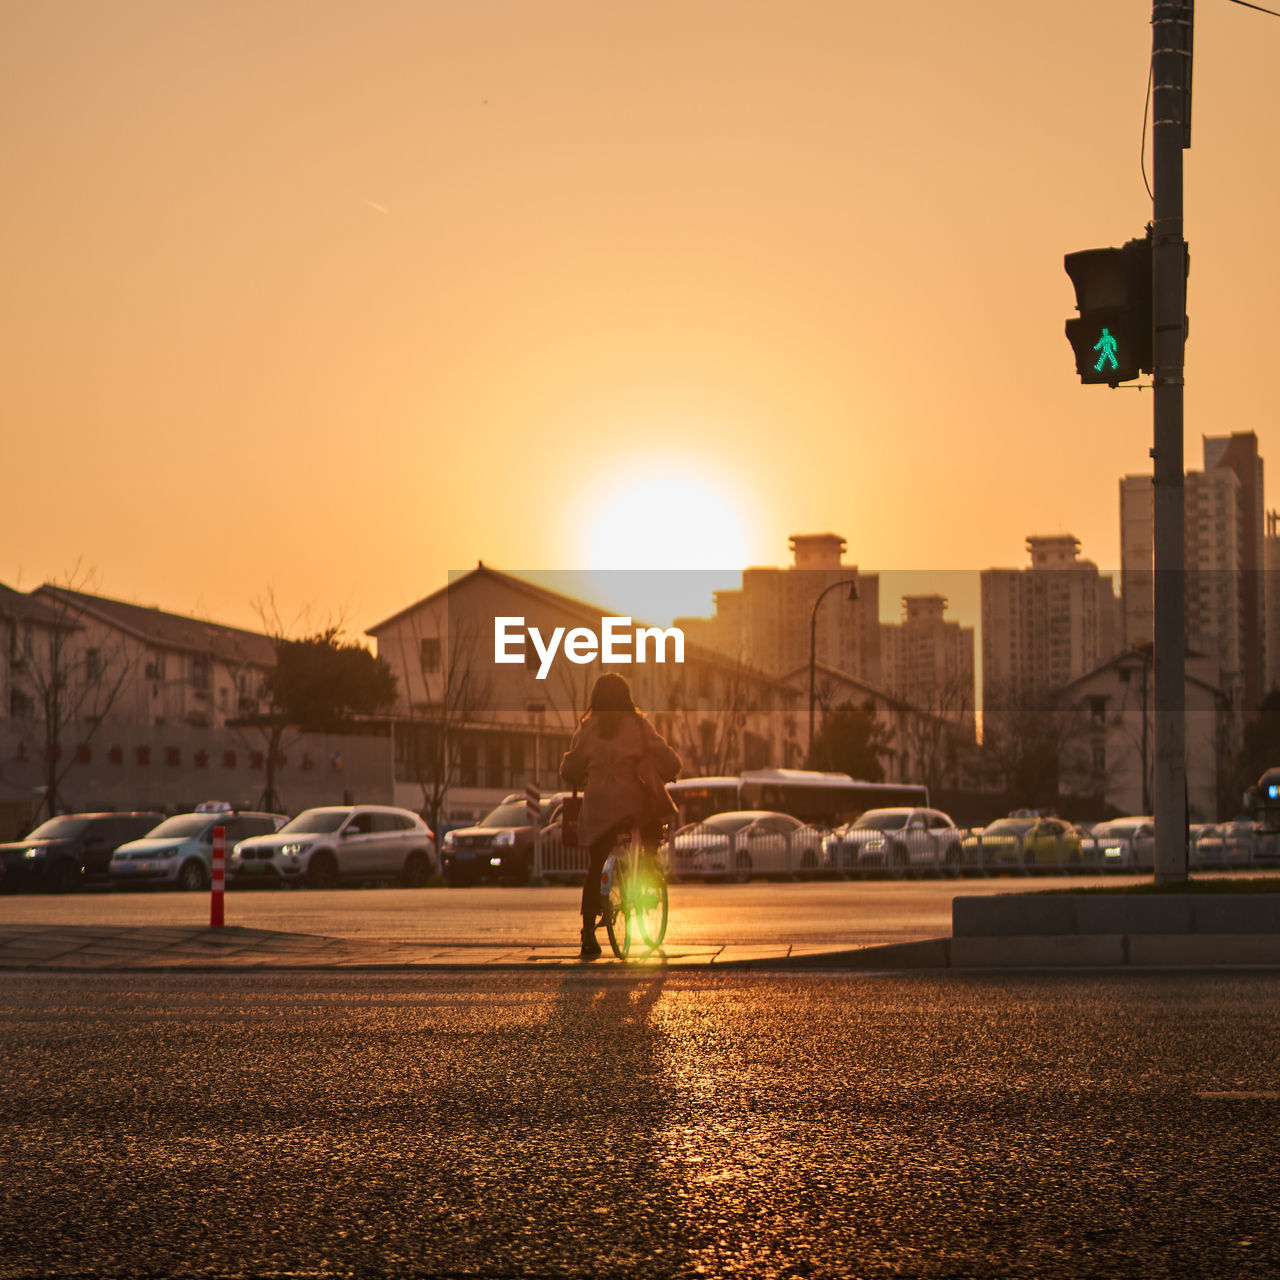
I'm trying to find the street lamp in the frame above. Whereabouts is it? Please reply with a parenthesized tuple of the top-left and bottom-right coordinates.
(808, 579, 859, 765)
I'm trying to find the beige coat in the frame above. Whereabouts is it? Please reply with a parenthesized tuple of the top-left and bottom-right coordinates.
(560, 713, 682, 848)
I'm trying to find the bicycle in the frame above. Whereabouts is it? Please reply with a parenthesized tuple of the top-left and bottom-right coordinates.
(599, 826, 669, 959)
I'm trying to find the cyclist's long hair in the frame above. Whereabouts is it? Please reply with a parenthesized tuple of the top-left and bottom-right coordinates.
(581, 672, 640, 741)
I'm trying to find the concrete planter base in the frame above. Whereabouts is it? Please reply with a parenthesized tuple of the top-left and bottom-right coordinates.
(950, 932, 1280, 968)
(953, 892, 1280, 939)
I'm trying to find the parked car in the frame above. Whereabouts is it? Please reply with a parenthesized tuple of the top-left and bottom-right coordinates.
(229, 805, 435, 888)
(1080, 817, 1155, 871)
(960, 815, 1083, 871)
(1190, 823, 1222, 867)
(1191, 819, 1258, 869)
(671, 811, 825, 881)
(0, 811, 164, 893)
(439, 792, 570, 886)
(109, 806, 286, 890)
(959, 818, 1025, 870)
(823, 807, 964, 874)
(1021, 816, 1084, 868)
(1248, 822, 1280, 866)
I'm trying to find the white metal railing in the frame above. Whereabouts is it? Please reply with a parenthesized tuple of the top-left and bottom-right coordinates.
(821, 829, 1131, 877)
(537, 828, 589, 882)
(539, 820, 1280, 883)
(668, 829, 827, 882)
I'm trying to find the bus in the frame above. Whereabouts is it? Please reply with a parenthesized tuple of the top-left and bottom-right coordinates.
(667, 769, 930, 829)
(1245, 768, 1280, 865)
(1248, 767, 1280, 831)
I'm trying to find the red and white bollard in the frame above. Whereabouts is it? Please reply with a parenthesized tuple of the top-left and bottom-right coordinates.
(210, 824, 225, 928)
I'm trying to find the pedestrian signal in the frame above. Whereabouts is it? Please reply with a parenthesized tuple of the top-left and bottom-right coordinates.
(1064, 235, 1152, 386)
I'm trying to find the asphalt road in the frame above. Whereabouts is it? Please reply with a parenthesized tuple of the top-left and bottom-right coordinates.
(4, 968, 1280, 1279)
(0, 873, 1180, 949)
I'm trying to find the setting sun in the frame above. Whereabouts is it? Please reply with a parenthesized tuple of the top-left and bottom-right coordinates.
(580, 468, 751, 574)
(547, 462, 759, 624)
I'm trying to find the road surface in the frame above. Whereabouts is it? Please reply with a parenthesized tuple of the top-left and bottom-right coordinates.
(3, 967, 1279, 1278)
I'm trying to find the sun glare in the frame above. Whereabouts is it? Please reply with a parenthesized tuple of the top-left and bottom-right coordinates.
(565, 466, 754, 625)
(583, 471, 749, 573)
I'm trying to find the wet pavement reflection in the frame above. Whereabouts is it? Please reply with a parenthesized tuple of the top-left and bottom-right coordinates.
(3, 969, 1280, 1278)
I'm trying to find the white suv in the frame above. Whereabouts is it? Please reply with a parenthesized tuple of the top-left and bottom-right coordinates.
(230, 805, 435, 888)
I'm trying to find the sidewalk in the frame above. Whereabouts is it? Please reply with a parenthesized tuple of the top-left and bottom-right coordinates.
(5, 923, 1279, 973)
(0, 923, 946, 972)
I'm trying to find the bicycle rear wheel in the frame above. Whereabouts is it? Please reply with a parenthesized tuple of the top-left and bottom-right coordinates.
(634, 861, 668, 949)
(604, 873, 630, 958)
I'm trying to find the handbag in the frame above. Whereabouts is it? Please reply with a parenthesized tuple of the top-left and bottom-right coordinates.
(560, 790, 583, 846)
(636, 753, 678, 824)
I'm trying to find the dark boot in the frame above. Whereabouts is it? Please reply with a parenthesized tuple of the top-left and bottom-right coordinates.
(579, 921, 602, 959)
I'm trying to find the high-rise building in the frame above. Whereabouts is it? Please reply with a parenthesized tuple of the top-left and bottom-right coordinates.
(881, 595, 975, 729)
(1205, 433, 1265, 708)
(678, 533, 882, 685)
(980, 535, 1120, 717)
(1119, 475, 1154, 650)
(1120, 432, 1265, 709)
(1186, 465, 1245, 684)
(1267, 510, 1280, 697)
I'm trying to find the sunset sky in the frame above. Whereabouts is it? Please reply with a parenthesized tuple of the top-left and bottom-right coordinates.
(3, 2, 1277, 637)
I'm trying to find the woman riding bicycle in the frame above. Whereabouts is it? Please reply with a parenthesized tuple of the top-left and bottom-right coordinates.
(560, 673, 682, 959)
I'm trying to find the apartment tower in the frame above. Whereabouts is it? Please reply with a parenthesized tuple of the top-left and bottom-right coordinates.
(675, 533, 882, 685)
(880, 594, 976, 727)
(980, 535, 1120, 717)
(1120, 432, 1264, 709)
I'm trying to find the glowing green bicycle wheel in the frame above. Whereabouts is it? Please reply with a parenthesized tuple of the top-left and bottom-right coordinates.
(604, 870, 631, 958)
(634, 861, 669, 949)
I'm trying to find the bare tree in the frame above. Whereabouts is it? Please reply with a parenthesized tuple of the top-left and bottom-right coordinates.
(659, 656, 761, 777)
(236, 594, 396, 813)
(1100, 648, 1155, 815)
(234, 592, 318, 812)
(892, 669, 976, 796)
(547, 651, 596, 730)
(980, 680, 1092, 812)
(392, 605, 491, 842)
(17, 571, 138, 818)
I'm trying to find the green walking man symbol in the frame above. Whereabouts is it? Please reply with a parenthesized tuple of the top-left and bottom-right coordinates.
(1093, 327, 1119, 373)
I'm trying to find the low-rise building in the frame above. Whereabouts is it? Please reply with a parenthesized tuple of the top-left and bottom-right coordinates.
(26, 586, 276, 729)
(1059, 646, 1232, 821)
(0, 584, 383, 828)
(366, 564, 807, 825)
(782, 660, 976, 797)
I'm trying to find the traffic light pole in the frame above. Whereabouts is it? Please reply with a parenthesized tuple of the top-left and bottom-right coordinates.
(1151, 1, 1192, 884)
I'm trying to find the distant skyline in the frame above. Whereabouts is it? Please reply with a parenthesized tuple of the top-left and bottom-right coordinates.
(3, 2, 1276, 637)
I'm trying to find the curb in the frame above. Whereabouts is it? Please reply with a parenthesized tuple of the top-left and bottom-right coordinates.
(4, 927, 1280, 974)
(950, 932, 1280, 969)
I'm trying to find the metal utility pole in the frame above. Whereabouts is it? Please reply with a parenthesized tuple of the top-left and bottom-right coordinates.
(1151, 1, 1193, 883)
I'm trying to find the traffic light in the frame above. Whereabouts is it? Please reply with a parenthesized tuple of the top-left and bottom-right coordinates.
(1064, 234, 1152, 386)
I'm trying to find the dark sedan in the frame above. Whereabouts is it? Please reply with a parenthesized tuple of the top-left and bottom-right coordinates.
(440, 793, 569, 886)
(0, 812, 163, 892)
